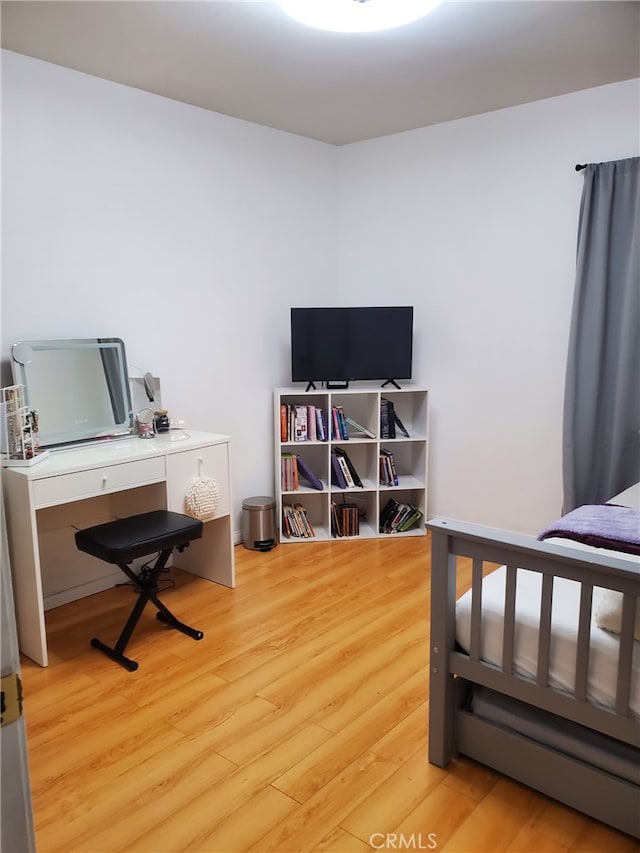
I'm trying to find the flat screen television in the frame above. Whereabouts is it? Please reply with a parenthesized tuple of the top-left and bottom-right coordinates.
(291, 306, 413, 388)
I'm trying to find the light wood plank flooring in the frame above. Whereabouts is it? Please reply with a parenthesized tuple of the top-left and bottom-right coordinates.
(20, 535, 640, 852)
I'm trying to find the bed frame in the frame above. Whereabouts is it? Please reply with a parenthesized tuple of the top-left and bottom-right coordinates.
(427, 518, 640, 839)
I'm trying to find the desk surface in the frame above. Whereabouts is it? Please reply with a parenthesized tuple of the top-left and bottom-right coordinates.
(4, 429, 231, 480)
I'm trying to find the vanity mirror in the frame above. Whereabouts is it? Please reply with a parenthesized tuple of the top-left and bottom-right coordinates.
(11, 337, 134, 448)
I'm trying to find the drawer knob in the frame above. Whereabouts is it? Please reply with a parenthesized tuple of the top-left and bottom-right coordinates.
(102, 476, 108, 487)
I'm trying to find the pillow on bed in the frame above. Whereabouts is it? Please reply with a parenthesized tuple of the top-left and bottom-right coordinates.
(594, 588, 640, 642)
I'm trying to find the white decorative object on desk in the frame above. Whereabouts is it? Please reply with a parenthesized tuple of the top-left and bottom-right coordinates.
(184, 455, 221, 521)
(1, 384, 49, 466)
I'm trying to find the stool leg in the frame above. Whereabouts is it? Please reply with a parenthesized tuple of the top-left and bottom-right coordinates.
(155, 603, 204, 641)
(90, 587, 153, 671)
(90, 551, 171, 670)
(90, 637, 139, 672)
(90, 548, 203, 671)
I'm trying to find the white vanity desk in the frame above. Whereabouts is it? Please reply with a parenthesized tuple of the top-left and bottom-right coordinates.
(2, 429, 234, 667)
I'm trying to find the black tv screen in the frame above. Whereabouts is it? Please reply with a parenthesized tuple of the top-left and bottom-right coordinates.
(291, 307, 413, 383)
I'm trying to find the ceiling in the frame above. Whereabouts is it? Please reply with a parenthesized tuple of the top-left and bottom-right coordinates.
(1, 0, 638, 145)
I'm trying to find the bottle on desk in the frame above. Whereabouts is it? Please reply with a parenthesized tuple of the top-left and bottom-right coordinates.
(136, 408, 155, 439)
(154, 410, 170, 433)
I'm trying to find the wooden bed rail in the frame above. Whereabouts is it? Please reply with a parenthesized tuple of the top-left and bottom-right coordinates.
(427, 517, 640, 587)
(427, 517, 640, 766)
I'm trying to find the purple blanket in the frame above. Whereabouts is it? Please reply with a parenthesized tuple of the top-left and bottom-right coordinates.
(537, 504, 640, 556)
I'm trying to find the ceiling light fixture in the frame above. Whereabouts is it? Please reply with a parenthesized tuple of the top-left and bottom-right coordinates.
(279, 0, 444, 34)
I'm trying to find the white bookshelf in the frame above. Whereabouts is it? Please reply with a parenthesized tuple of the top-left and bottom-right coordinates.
(274, 386, 428, 542)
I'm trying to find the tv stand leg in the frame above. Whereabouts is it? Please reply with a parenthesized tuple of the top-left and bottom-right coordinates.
(305, 381, 317, 392)
(381, 379, 401, 389)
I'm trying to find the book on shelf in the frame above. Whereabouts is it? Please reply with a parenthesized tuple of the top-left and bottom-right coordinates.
(281, 453, 299, 491)
(340, 502, 360, 536)
(333, 446, 363, 487)
(315, 408, 327, 442)
(379, 497, 399, 532)
(399, 505, 421, 532)
(289, 505, 305, 538)
(337, 407, 349, 440)
(379, 453, 391, 486)
(281, 503, 296, 537)
(345, 416, 376, 439)
(331, 406, 349, 441)
(384, 500, 408, 533)
(330, 500, 343, 537)
(397, 505, 423, 532)
(296, 455, 323, 490)
(379, 448, 399, 486)
(337, 454, 355, 488)
(331, 500, 359, 536)
(281, 454, 323, 491)
(298, 503, 316, 537)
(331, 407, 340, 441)
(381, 400, 410, 438)
(281, 403, 302, 442)
(379, 497, 422, 534)
(330, 452, 348, 489)
(282, 503, 315, 539)
(306, 405, 317, 441)
(393, 504, 413, 531)
(294, 405, 308, 441)
(380, 398, 396, 439)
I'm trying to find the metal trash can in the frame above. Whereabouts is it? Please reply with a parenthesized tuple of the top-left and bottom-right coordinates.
(242, 496, 277, 552)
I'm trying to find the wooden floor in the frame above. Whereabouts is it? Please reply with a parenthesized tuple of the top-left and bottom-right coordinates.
(20, 535, 640, 853)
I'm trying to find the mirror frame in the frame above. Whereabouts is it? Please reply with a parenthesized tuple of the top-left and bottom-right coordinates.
(11, 337, 134, 449)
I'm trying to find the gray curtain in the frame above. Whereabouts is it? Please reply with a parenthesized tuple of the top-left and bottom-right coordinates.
(563, 156, 640, 511)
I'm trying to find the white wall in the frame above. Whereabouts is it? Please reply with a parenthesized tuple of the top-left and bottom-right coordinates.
(1, 50, 338, 535)
(336, 79, 640, 533)
(2, 49, 638, 535)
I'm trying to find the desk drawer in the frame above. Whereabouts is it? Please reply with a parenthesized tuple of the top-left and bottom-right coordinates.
(33, 457, 166, 509)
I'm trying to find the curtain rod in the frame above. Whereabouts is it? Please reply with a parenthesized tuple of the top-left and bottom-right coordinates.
(575, 164, 587, 171)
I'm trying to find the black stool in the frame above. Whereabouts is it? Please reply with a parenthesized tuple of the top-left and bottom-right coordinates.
(75, 510, 204, 671)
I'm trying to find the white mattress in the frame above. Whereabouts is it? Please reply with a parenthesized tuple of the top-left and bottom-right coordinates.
(455, 484, 640, 716)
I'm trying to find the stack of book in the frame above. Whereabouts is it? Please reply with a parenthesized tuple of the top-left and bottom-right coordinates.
(282, 503, 316, 538)
(331, 405, 349, 440)
(379, 498, 423, 534)
(331, 501, 360, 537)
(379, 448, 399, 486)
(310, 405, 329, 441)
(281, 453, 299, 491)
(380, 399, 410, 440)
(280, 404, 328, 442)
(280, 454, 324, 491)
(330, 447, 363, 489)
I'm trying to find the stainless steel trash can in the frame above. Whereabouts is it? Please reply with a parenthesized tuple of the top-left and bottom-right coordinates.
(242, 496, 277, 551)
